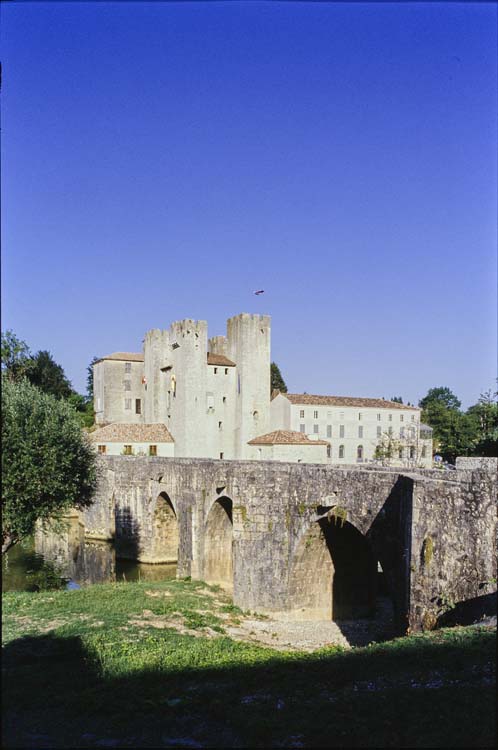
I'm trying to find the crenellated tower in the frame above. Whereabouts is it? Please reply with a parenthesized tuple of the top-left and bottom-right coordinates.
(226, 313, 271, 458)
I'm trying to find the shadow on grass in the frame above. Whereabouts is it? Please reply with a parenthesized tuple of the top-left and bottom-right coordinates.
(2, 628, 496, 749)
(436, 592, 497, 628)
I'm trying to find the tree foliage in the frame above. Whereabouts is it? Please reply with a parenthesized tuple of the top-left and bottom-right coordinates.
(271, 362, 288, 394)
(2, 377, 98, 553)
(1, 330, 34, 382)
(28, 350, 74, 399)
(87, 356, 99, 401)
(1, 330, 95, 428)
(419, 384, 496, 462)
(419, 387, 461, 412)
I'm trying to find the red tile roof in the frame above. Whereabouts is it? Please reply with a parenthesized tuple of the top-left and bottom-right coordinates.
(248, 430, 329, 446)
(277, 393, 419, 410)
(96, 352, 144, 363)
(90, 423, 174, 443)
(207, 353, 236, 367)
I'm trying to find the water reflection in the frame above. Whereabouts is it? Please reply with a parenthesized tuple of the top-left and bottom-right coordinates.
(2, 516, 177, 592)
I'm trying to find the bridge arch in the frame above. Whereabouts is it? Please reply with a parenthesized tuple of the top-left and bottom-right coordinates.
(203, 496, 233, 589)
(151, 491, 179, 563)
(289, 511, 378, 621)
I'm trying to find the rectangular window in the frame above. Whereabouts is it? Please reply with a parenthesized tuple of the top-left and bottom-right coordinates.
(327, 445, 331, 458)
(358, 426, 363, 438)
(220, 452, 224, 459)
(123, 445, 132, 455)
(300, 409, 305, 419)
(206, 392, 215, 411)
(411, 415, 415, 422)
(135, 399, 141, 415)
(339, 445, 345, 459)
(313, 410, 318, 419)
(400, 427, 405, 438)
(313, 424, 319, 434)
(400, 414, 404, 422)
(214, 367, 218, 374)
(218, 421, 222, 430)
(326, 425, 332, 438)
(377, 413, 381, 421)
(377, 426, 382, 437)
(124, 380, 131, 391)
(149, 445, 157, 456)
(388, 414, 392, 421)
(98, 445, 106, 454)
(125, 398, 131, 410)
(300, 424, 306, 433)
(125, 362, 131, 373)
(224, 368, 228, 375)
(339, 425, 345, 438)
(339, 412, 345, 420)
(358, 412, 362, 420)
(327, 411, 332, 419)
(388, 426, 393, 436)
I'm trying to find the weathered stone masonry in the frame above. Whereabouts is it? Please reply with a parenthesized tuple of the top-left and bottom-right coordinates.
(82, 456, 497, 632)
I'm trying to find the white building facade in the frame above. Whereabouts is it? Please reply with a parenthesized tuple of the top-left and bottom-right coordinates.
(93, 312, 432, 467)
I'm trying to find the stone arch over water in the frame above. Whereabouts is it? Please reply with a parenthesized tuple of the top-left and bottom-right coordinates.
(289, 513, 378, 621)
(151, 492, 179, 563)
(203, 496, 233, 589)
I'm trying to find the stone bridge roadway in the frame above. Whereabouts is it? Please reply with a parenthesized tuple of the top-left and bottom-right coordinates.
(82, 456, 496, 633)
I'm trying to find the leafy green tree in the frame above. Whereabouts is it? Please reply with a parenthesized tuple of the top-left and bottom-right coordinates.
(391, 396, 403, 404)
(1, 330, 35, 381)
(27, 350, 74, 399)
(271, 362, 287, 394)
(2, 377, 98, 554)
(419, 387, 461, 412)
(466, 387, 498, 457)
(86, 356, 99, 401)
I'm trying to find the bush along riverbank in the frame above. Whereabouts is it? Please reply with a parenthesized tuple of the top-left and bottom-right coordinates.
(2, 579, 496, 748)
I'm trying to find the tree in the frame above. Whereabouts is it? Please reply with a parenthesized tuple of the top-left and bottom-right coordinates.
(1, 330, 34, 382)
(391, 396, 403, 404)
(2, 377, 98, 554)
(27, 350, 74, 399)
(86, 356, 99, 401)
(419, 387, 461, 412)
(466, 386, 498, 457)
(271, 362, 287, 394)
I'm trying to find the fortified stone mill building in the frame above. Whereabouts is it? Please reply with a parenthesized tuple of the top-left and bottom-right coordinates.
(82, 313, 496, 633)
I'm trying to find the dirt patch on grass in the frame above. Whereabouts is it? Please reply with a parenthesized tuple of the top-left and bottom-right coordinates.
(128, 610, 223, 639)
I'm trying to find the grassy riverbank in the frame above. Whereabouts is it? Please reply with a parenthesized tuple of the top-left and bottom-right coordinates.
(2, 579, 496, 748)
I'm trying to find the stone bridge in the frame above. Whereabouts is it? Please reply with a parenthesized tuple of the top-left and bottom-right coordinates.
(81, 456, 497, 632)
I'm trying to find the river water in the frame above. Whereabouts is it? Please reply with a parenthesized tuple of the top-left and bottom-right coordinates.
(2, 519, 177, 592)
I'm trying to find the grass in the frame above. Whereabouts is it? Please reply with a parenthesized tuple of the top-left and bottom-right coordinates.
(2, 579, 496, 748)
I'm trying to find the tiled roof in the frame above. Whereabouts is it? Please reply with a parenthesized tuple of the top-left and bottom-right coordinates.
(96, 352, 144, 363)
(248, 430, 329, 446)
(207, 353, 236, 367)
(90, 423, 174, 443)
(279, 393, 419, 411)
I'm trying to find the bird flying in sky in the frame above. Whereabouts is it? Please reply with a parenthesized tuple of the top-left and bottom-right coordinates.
(254, 290, 265, 295)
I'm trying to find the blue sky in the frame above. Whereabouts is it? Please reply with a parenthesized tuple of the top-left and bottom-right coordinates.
(2, 1, 496, 407)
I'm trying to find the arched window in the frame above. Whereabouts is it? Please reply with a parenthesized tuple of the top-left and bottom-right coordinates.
(357, 445, 364, 461)
(339, 445, 345, 459)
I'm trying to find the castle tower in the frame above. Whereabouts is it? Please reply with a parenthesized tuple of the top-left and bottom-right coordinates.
(167, 318, 209, 457)
(143, 329, 170, 423)
(226, 313, 271, 458)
